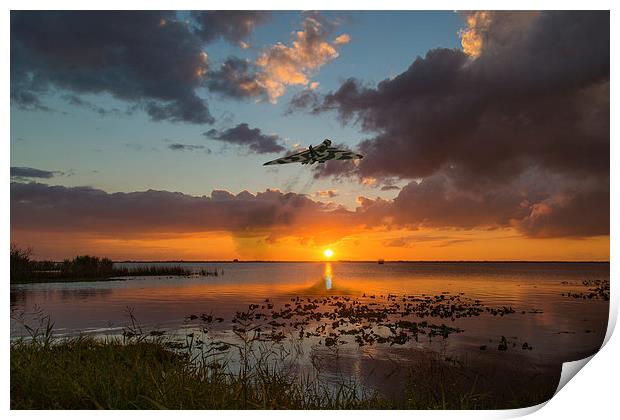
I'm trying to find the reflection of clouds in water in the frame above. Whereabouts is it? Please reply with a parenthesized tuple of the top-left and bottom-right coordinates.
(11, 287, 113, 311)
(59, 288, 114, 300)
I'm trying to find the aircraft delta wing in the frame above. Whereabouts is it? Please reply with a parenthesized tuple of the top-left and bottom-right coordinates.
(263, 139, 363, 166)
(323, 148, 364, 162)
(263, 149, 312, 165)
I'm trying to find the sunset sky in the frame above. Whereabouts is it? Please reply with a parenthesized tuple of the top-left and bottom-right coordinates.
(10, 11, 610, 261)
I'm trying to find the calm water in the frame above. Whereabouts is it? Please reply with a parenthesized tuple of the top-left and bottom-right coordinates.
(10, 262, 609, 396)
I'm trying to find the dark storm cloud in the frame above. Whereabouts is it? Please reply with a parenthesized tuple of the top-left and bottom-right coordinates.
(11, 174, 608, 240)
(513, 181, 610, 238)
(11, 11, 268, 124)
(351, 167, 610, 238)
(204, 123, 285, 154)
(10, 182, 350, 237)
(11, 167, 62, 179)
(291, 11, 609, 238)
(191, 11, 269, 44)
(205, 57, 266, 100)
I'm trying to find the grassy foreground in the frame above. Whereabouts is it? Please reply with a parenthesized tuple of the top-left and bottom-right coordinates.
(11, 333, 555, 410)
(11, 337, 386, 409)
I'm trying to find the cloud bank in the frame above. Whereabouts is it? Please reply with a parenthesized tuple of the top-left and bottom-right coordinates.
(10, 183, 352, 240)
(11, 178, 607, 240)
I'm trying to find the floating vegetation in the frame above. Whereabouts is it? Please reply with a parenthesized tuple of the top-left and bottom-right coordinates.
(186, 292, 527, 350)
(10, 287, 579, 409)
(491, 335, 532, 352)
(498, 336, 508, 351)
(562, 279, 610, 301)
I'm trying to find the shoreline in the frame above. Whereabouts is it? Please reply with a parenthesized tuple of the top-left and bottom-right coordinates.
(11, 326, 559, 410)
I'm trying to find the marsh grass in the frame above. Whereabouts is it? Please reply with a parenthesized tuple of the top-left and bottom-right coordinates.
(11, 318, 384, 409)
(10, 245, 220, 283)
(11, 309, 556, 410)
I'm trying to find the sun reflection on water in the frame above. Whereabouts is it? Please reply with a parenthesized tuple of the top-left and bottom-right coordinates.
(324, 262, 333, 290)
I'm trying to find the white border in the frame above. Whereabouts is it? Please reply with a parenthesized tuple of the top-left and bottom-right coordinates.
(4, 2, 617, 419)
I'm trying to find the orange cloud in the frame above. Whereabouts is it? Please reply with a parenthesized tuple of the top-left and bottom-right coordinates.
(334, 34, 351, 45)
(255, 16, 349, 102)
(459, 11, 540, 58)
(459, 11, 491, 57)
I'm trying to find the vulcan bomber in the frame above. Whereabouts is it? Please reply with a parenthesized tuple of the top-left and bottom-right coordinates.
(263, 139, 363, 166)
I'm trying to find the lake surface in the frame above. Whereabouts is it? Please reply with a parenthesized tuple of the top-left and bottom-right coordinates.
(10, 262, 609, 399)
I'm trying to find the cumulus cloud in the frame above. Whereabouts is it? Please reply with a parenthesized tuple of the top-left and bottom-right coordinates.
(207, 14, 350, 102)
(290, 11, 609, 238)
(191, 11, 269, 44)
(255, 15, 350, 102)
(204, 123, 285, 154)
(206, 57, 266, 99)
(346, 167, 609, 238)
(11, 11, 268, 123)
(513, 182, 610, 238)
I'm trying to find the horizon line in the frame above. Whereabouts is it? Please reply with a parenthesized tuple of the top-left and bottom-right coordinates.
(108, 259, 610, 264)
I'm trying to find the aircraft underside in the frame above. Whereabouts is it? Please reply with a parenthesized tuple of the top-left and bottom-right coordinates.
(262, 139, 363, 166)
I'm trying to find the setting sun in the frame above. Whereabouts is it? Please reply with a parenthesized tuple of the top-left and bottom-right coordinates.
(323, 249, 334, 258)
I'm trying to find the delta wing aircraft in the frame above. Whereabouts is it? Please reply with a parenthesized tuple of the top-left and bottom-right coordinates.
(263, 139, 363, 166)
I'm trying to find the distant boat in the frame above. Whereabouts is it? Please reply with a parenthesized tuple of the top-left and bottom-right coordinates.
(378, 259, 385, 264)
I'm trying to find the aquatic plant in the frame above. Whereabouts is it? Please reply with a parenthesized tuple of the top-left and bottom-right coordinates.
(562, 279, 610, 301)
